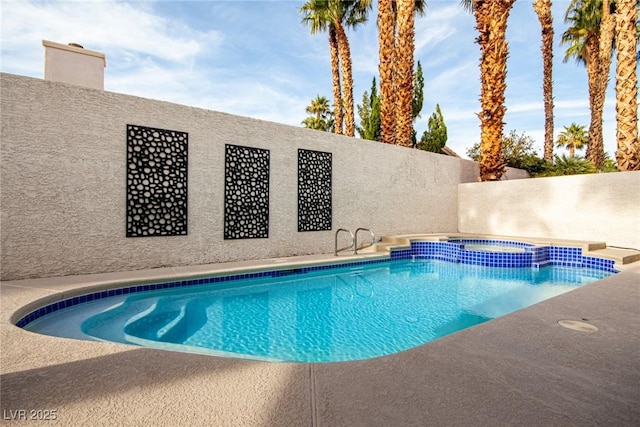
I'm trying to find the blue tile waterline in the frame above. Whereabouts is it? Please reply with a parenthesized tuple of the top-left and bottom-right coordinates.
(16, 241, 618, 329)
(15, 258, 388, 328)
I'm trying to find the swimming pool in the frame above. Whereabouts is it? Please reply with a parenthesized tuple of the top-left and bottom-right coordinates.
(21, 242, 616, 362)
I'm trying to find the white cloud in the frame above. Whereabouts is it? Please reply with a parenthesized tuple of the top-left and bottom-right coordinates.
(426, 60, 478, 93)
(507, 101, 544, 114)
(1, 0, 222, 78)
(554, 99, 589, 111)
(415, 4, 469, 56)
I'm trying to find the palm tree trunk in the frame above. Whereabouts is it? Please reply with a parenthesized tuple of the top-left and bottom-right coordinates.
(533, 0, 554, 162)
(329, 27, 343, 135)
(378, 0, 396, 145)
(334, 23, 356, 137)
(615, 0, 640, 171)
(474, 0, 514, 181)
(394, 0, 416, 147)
(586, 2, 615, 168)
(583, 33, 600, 156)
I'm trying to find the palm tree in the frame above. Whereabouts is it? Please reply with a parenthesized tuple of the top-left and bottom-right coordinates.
(556, 123, 589, 157)
(562, 0, 615, 168)
(328, 28, 343, 134)
(394, 0, 417, 147)
(378, 0, 397, 145)
(461, 0, 516, 181)
(592, 0, 616, 167)
(614, 0, 640, 171)
(533, 0, 555, 162)
(302, 1, 372, 138)
(378, 0, 426, 146)
(301, 1, 343, 135)
(302, 95, 334, 132)
(334, 1, 372, 137)
(544, 154, 597, 175)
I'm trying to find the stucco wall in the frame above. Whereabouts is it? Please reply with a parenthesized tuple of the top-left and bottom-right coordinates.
(458, 171, 640, 250)
(1, 73, 482, 280)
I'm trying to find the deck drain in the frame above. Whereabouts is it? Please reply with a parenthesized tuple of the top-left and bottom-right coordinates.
(558, 320, 598, 333)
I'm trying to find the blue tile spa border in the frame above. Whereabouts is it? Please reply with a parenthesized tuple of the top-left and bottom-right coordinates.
(15, 240, 618, 329)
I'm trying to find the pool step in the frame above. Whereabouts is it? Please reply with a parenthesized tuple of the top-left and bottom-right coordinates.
(82, 299, 157, 343)
(123, 297, 209, 344)
(584, 247, 640, 266)
(367, 234, 449, 254)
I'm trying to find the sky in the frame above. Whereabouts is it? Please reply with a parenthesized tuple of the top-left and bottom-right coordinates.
(0, 0, 621, 159)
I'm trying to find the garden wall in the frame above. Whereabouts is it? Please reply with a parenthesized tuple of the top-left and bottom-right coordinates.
(0, 73, 488, 280)
(458, 171, 640, 250)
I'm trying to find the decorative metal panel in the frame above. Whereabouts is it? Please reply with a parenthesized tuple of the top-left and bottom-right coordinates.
(126, 124, 188, 237)
(224, 144, 270, 239)
(298, 149, 332, 232)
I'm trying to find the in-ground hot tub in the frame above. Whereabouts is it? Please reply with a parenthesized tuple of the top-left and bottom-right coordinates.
(407, 238, 616, 269)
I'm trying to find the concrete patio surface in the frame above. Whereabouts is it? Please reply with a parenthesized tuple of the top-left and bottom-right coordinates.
(1, 240, 639, 426)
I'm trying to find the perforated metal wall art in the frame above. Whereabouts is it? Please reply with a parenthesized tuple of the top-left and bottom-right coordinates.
(224, 144, 270, 239)
(126, 125, 188, 237)
(298, 149, 332, 232)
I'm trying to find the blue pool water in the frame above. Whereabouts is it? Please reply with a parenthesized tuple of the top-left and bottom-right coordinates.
(23, 258, 613, 362)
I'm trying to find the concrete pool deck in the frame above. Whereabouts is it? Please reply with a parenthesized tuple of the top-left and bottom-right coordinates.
(1, 235, 639, 426)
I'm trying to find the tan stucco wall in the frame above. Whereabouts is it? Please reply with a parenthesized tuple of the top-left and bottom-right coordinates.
(1, 73, 482, 280)
(458, 171, 640, 250)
